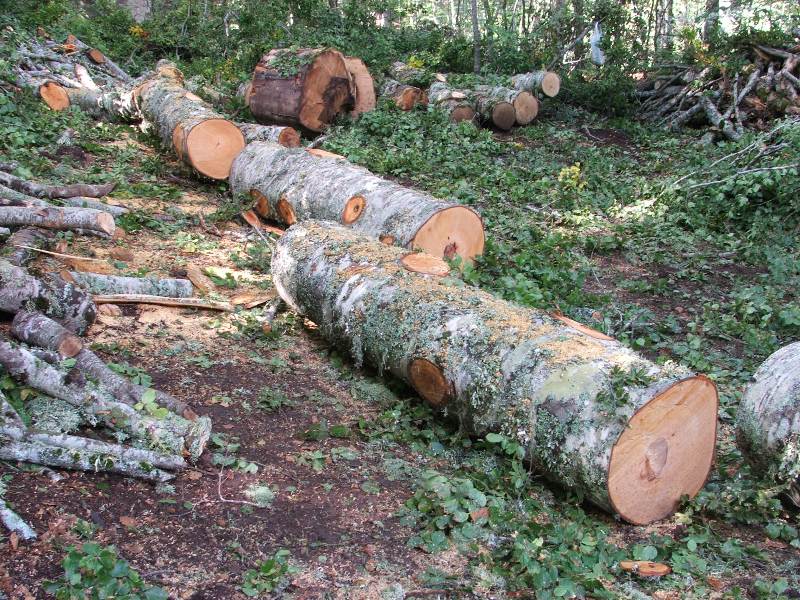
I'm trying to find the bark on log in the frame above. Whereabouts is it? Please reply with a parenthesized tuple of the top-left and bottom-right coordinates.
(230, 142, 485, 263)
(92, 294, 234, 312)
(381, 79, 428, 111)
(475, 85, 538, 125)
(388, 61, 430, 87)
(11, 311, 83, 358)
(66, 272, 193, 297)
(344, 57, 377, 116)
(737, 342, 800, 505)
(0, 183, 50, 207)
(237, 123, 301, 147)
(428, 82, 476, 123)
(60, 196, 128, 217)
(470, 88, 516, 130)
(249, 48, 354, 133)
(0, 259, 96, 335)
(3, 227, 54, 267)
(272, 221, 719, 524)
(512, 71, 561, 97)
(61, 85, 139, 121)
(136, 61, 245, 179)
(0, 206, 115, 236)
(0, 171, 116, 199)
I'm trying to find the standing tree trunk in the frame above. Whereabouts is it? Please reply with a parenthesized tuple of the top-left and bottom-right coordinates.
(703, 0, 720, 43)
(229, 142, 485, 264)
(471, 0, 481, 74)
(136, 61, 245, 180)
(248, 48, 354, 133)
(272, 221, 719, 525)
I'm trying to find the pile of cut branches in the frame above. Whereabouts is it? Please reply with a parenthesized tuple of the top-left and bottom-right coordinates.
(638, 44, 800, 141)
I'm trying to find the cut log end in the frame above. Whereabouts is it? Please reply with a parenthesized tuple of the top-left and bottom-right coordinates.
(87, 48, 106, 64)
(619, 561, 672, 577)
(39, 82, 69, 111)
(513, 91, 539, 125)
(342, 195, 366, 224)
(411, 206, 485, 264)
(58, 334, 84, 358)
(409, 358, 452, 408)
(97, 212, 116, 236)
(183, 119, 245, 180)
(400, 253, 450, 276)
(450, 106, 475, 123)
(344, 57, 377, 116)
(250, 189, 271, 218)
(276, 196, 296, 225)
(608, 375, 718, 524)
(299, 50, 353, 131)
(379, 234, 395, 245)
(278, 127, 302, 148)
(541, 72, 561, 97)
(491, 102, 516, 130)
(397, 88, 421, 111)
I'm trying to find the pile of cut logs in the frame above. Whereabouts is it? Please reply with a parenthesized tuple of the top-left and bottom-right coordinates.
(637, 43, 800, 140)
(0, 165, 216, 541)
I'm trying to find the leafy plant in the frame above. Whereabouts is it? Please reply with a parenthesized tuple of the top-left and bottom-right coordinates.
(240, 549, 297, 597)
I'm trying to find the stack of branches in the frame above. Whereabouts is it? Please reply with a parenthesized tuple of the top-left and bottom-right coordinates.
(637, 44, 800, 141)
(0, 167, 211, 541)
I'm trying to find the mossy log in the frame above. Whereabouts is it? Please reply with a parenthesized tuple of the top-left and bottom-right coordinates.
(511, 71, 561, 97)
(229, 142, 485, 263)
(381, 79, 428, 111)
(272, 221, 719, 524)
(136, 62, 245, 179)
(237, 123, 301, 147)
(469, 88, 516, 130)
(475, 85, 538, 125)
(0, 206, 115, 236)
(344, 57, 377, 117)
(249, 48, 354, 133)
(66, 272, 193, 297)
(0, 259, 96, 335)
(737, 342, 800, 506)
(428, 82, 476, 123)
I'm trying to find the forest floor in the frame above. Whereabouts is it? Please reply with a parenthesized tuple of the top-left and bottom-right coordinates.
(1, 98, 799, 599)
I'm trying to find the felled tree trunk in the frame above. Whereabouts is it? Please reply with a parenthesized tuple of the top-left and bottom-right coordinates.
(0, 259, 96, 335)
(272, 221, 719, 525)
(3, 227, 54, 267)
(230, 142, 485, 263)
(737, 342, 800, 506)
(428, 82, 476, 123)
(344, 57, 377, 116)
(381, 79, 428, 111)
(0, 206, 115, 237)
(237, 123, 301, 147)
(63, 86, 139, 122)
(249, 48, 354, 133)
(66, 272, 193, 297)
(475, 85, 538, 125)
(136, 61, 245, 179)
(470, 88, 516, 130)
(512, 71, 561, 97)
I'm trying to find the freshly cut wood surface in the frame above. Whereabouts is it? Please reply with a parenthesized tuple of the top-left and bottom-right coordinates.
(428, 82, 475, 123)
(39, 81, 69, 110)
(344, 57, 376, 116)
(381, 79, 426, 111)
(230, 141, 485, 263)
(619, 561, 672, 577)
(93, 293, 234, 311)
(512, 70, 561, 97)
(249, 48, 353, 132)
(272, 221, 718, 524)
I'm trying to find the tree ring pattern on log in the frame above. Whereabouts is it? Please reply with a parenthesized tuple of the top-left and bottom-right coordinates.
(409, 358, 453, 408)
(342, 195, 366, 224)
(39, 82, 70, 111)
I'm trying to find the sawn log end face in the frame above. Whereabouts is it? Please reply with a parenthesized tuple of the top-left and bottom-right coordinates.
(607, 375, 719, 524)
(411, 206, 485, 265)
(409, 358, 453, 408)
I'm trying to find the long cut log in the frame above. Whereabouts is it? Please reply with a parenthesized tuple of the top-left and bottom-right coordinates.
(512, 71, 561, 97)
(230, 142, 485, 263)
(0, 206, 115, 236)
(736, 342, 800, 506)
(428, 82, 475, 123)
(470, 88, 516, 130)
(249, 48, 354, 133)
(272, 221, 719, 525)
(136, 61, 245, 179)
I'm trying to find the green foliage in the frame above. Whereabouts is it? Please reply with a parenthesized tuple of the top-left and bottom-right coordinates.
(210, 433, 258, 473)
(240, 549, 297, 597)
(44, 543, 167, 600)
(256, 387, 294, 412)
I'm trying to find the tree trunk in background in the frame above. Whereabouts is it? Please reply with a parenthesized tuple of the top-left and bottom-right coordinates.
(272, 221, 719, 525)
(665, 0, 675, 51)
(703, 0, 719, 43)
(117, 0, 152, 23)
(471, 0, 481, 74)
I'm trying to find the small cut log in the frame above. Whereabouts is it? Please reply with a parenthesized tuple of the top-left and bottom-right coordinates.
(428, 82, 476, 123)
(470, 88, 517, 130)
(66, 272, 193, 297)
(381, 79, 427, 111)
(237, 123, 301, 147)
(511, 70, 561, 97)
(475, 85, 538, 125)
(0, 206, 115, 236)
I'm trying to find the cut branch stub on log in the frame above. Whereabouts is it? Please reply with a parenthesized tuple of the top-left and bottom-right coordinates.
(736, 342, 800, 506)
(230, 142, 485, 263)
(428, 82, 475, 123)
(272, 221, 719, 524)
(249, 48, 353, 133)
(344, 57, 377, 116)
(136, 61, 245, 179)
(11, 311, 83, 358)
(512, 70, 561, 97)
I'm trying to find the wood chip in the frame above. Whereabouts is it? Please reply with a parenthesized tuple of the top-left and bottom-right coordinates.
(109, 247, 135, 261)
(619, 561, 671, 577)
